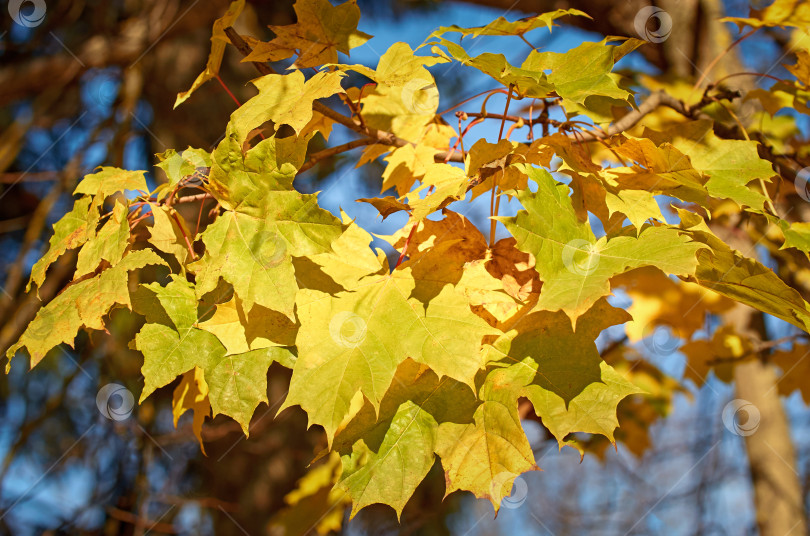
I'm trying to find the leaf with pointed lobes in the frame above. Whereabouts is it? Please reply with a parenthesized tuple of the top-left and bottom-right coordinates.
(8, 250, 167, 371)
(333, 359, 479, 518)
(29, 195, 100, 292)
(244, 0, 371, 68)
(172, 367, 211, 454)
(283, 218, 498, 442)
(174, 0, 245, 107)
(721, 0, 810, 31)
(230, 70, 345, 144)
(435, 365, 539, 513)
(644, 120, 775, 212)
(677, 209, 810, 335)
(499, 164, 706, 324)
(430, 8, 589, 38)
(334, 42, 448, 142)
(73, 166, 148, 201)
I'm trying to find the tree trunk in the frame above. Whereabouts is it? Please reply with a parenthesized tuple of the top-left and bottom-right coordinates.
(733, 356, 806, 535)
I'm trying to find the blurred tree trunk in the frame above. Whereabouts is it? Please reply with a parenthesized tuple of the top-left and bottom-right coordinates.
(714, 222, 806, 535)
(734, 357, 806, 535)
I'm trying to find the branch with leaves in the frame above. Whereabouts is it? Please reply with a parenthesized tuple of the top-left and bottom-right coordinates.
(7, 0, 810, 529)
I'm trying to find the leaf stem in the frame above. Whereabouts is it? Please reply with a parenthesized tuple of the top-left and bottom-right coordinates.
(491, 85, 513, 246)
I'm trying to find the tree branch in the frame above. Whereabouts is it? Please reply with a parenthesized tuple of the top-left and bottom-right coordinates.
(298, 138, 378, 173)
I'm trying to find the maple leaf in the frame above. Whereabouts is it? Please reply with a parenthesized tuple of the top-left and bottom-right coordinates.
(197, 296, 297, 354)
(136, 277, 294, 433)
(74, 200, 130, 278)
(431, 8, 589, 38)
(405, 163, 469, 224)
(721, 0, 810, 30)
(9, 250, 167, 370)
(786, 50, 810, 86)
(525, 40, 632, 106)
(644, 120, 775, 211)
(677, 209, 810, 334)
(434, 367, 539, 512)
(498, 165, 706, 322)
(771, 344, 810, 403)
(484, 299, 642, 446)
(191, 211, 300, 319)
(172, 368, 211, 454)
(147, 204, 193, 265)
(379, 143, 438, 196)
(28, 196, 100, 291)
(154, 147, 212, 198)
(174, 0, 246, 107)
(73, 166, 148, 200)
(464, 138, 552, 200)
(680, 326, 753, 386)
(486, 298, 628, 401)
(192, 132, 343, 318)
(781, 221, 810, 254)
(608, 137, 710, 207)
(336, 43, 448, 142)
(206, 346, 294, 434)
(430, 38, 554, 99)
(243, 0, 371, 69)
(283, 222, 498, 441)
(230, 70, 345, 143)
(333, 359, 479, 518)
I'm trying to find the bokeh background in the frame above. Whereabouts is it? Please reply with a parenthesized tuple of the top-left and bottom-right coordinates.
(0, 0, 808, 534)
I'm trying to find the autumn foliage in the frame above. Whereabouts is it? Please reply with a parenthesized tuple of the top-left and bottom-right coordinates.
(9, 0, 810, 525)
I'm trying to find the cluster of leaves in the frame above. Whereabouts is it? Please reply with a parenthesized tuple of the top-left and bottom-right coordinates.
(10, 0, 810, 522)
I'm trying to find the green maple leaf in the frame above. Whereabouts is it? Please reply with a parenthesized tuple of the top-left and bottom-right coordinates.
(138, 323, 226, 402)
(486, 299, 629, 404)
(430, 38, 554, 99)
(154, 147, 212, 198)
(678, 209, 810, 334)
(192, 131, 343, 318)
(206, 346, 295, 434)
(499, 165, 706, 321)
(645, 120, 775, 211)
(525, 41, 631, 107)
(75, 200, 130, 278)
(333, 359, 478, 518)
(207, 130, 312, 212)
(29, 196, 100, 291)
(191, 211, 300, 318)
(136, 277, 295, 432)
(9, 250, 166, 370)
(781, 221, 810, 253)
(485, 299, 640, 444)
